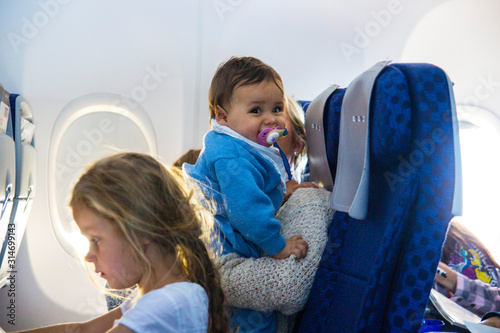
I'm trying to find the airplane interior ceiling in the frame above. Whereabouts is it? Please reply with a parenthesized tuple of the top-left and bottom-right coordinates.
(0, 0, 499, 329)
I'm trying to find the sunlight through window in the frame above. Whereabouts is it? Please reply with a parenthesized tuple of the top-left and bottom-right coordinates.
(456, 105, 500, 261)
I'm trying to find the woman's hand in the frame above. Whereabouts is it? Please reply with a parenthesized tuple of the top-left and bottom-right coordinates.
(283, 180, 318, 203)
(435, 262, 458, 294)
(481, 315, 500, 328)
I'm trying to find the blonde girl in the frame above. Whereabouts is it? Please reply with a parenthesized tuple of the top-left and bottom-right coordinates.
(280, 95, 318, 202)
(281, 95, 307, 178)
(15, 153, 230, 333)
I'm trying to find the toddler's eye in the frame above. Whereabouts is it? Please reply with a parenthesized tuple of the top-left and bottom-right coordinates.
(250, 109, 261, 114)
(272, 107, 283, 113)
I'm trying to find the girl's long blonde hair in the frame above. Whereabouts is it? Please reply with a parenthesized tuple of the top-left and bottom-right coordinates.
(70, 152, 231, 332)
(285, 95, 307, 179)
(442, 218, 500, 268)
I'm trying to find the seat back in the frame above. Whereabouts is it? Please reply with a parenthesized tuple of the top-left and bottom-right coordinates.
(295, 63, 461, 332)
(0, 94, 36, 288)
(0, 86, 16, 289)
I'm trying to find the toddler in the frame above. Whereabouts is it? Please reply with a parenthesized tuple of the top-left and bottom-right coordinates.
(184, 56, 309, 332)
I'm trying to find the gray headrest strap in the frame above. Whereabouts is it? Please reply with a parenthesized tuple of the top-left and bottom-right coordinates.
(331, 60, 391, 219)
(305, 84, 339, 191)
(445, 74, 463, 216)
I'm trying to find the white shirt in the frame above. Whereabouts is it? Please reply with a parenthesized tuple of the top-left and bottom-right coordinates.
(115, 282, 209, 332)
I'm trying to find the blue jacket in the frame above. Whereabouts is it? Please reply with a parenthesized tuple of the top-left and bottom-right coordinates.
(184, 130, 286, 258)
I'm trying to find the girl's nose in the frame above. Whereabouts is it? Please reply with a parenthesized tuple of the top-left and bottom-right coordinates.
(84, 251, 96, 263)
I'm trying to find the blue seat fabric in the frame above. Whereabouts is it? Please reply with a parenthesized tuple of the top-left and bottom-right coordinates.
(294, 63, 457, 333)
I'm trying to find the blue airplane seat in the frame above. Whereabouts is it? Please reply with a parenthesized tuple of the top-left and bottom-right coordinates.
(0, 94, 36, 286)
(294, 62, 462, 332)
(0, 86, 16, 288)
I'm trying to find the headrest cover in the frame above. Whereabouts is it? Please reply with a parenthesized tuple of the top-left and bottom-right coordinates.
(305, 84, 339, 191)
(331, 61, 391, 219)
(444, 73, 463, 216)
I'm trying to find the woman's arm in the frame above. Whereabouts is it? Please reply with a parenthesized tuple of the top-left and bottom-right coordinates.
(481, 312, 500, 328)
(13, 307, 123, 333)
(436, 262, 500, 316)
(435, 262, 457, 293)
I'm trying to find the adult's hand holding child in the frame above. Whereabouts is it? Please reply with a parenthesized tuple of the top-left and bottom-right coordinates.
(284, 180, 318, 203)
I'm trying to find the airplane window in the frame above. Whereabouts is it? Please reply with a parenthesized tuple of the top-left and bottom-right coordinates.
(47, 94, 157, 258)
(456, 104, 500, 260)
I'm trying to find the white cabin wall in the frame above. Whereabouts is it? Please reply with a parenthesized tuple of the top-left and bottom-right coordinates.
(0, 0, 499, 330)
(193, 0, 468, 145)
(400, 0, 500, 113)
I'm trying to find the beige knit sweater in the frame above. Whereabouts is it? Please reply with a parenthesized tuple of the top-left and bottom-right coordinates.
(214, 187, 335, 332)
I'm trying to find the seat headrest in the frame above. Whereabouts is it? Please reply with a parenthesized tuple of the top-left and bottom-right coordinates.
(305, 64, 413, 188)
(370, 66, 413, 171)
(306, 62, 462, 219)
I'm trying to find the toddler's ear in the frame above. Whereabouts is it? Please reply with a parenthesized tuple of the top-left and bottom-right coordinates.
(294, 134, 306, 154)
(140, 237, 151, 246)
(215, 105, 229, 126)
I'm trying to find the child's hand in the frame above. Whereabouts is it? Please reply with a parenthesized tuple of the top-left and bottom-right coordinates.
(272, 235, 308, 259)
(284, 180, 319, 203)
